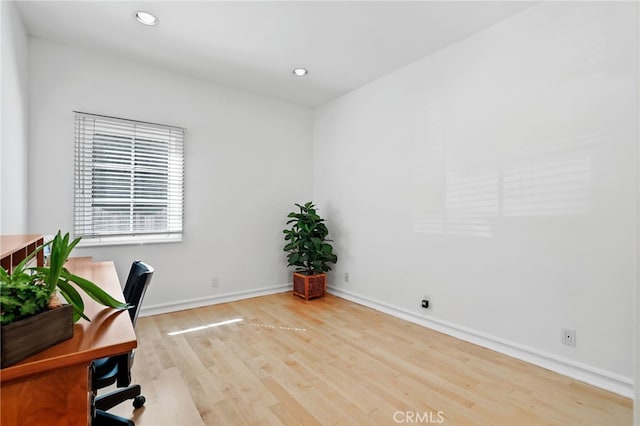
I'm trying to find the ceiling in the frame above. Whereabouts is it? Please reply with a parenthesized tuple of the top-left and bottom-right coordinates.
(16, 1, 535, 108)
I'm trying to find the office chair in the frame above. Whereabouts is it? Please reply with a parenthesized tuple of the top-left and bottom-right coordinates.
(92, 260, 154, 426)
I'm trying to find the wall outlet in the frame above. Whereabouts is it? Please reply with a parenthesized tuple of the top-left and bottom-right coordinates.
(561, 328, 576, 347)
(211, 277, 219, 288)
(344, 272, 350, 282)
(421, 295, 431, 309)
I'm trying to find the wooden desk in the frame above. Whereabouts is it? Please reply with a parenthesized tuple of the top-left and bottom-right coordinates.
(0, 258, 137, 426)
(0, 234, 44, 273)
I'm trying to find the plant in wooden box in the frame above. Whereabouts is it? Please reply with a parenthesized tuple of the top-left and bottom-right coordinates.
(283, 202, 338, 300)
(0, 231, 130, 368)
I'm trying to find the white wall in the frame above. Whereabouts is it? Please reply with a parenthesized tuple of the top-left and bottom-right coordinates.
(635, 0, 640, 414)
(28, 38, 313, 311)
(1, 1, 29, 234)
(636, 125, 639, 422)
(635, 0, 640, 410)
(314, 2, 638, 396)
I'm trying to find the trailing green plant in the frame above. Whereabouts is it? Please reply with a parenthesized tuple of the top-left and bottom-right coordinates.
(283, 202, 338, 275)
(0, 231, 130, 325)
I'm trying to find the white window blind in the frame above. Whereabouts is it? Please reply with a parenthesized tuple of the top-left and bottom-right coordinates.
(74, 112, 184, 246)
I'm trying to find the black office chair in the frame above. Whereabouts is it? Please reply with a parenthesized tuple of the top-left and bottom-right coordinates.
(92, 260, 154, 426)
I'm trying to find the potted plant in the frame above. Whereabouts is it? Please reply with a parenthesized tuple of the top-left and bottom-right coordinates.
(283, 202, 338, 300)
(0, 231, 130, 367)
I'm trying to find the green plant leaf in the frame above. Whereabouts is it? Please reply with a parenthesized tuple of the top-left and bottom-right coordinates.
(1, 274, 51, 324)
(63, 270, 130, 310)
(282, 202, 337, 274)
(1, 231, 133, 326)
(57, 279, 89, 322)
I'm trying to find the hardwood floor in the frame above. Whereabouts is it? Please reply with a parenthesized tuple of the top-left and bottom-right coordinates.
(108, 293, 632, 425)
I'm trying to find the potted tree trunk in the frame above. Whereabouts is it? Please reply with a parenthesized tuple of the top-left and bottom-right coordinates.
(283, 202, 338, 300)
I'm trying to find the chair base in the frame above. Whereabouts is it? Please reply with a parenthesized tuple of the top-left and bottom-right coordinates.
(93, 410, 135, 426)
(95, 384, 141, 411)
(92, 384, 144, 426)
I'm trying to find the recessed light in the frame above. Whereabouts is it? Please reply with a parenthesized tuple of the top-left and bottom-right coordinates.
(135, 11, 158, 26)
(292, 68, 308, 77)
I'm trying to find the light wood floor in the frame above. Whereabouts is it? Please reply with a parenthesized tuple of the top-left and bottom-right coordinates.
(108, 293, 632, 425)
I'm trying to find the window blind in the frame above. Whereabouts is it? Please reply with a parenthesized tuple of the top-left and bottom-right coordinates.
(74, 112, 184, 245)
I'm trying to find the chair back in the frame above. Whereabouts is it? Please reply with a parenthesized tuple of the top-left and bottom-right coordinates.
(123, 260, 154, 327)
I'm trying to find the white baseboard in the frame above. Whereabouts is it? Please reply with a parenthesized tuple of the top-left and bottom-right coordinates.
(139, 283, 291, 317)
(328, 286, 633, 398)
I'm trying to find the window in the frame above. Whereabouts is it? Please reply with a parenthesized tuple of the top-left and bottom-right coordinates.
(74, 112, 184, 246)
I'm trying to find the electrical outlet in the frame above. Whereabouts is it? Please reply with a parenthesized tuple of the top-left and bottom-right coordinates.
(421, 295, 431, 309)
(561, 328, 576, 347)
(344, 272, 350, 282)
(211, 277, 219, 288)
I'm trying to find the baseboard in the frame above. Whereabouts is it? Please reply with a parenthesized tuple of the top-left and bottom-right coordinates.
(140, 283, 291, 317)
(327, 286, 634, 398)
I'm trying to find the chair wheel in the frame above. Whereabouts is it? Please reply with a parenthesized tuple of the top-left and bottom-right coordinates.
(133, 395, 146, 409)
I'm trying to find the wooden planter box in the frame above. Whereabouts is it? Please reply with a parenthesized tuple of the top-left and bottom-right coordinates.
(293, 272, 326, 300)
(1, 304, 74, 368)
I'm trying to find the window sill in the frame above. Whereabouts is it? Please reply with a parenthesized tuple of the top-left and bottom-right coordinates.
(76, 234, 182, 248)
